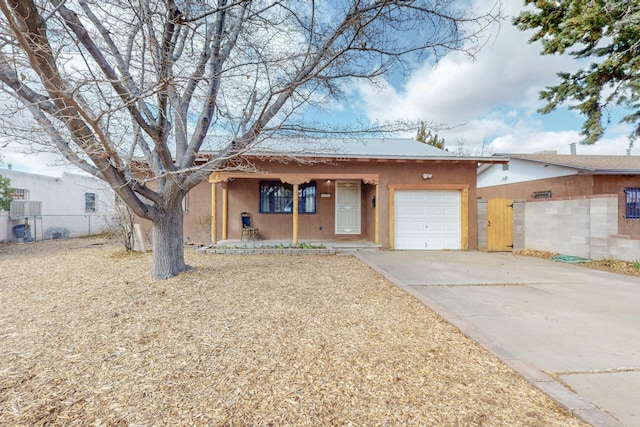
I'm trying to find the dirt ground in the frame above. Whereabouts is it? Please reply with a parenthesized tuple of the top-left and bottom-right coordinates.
(516, 249, 640, 277)
(0, 238, 587, 426)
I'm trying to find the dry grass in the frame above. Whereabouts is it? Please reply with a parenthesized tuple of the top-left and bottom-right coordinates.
(0, 238, 587, 426)
(516, 249, 640, 277)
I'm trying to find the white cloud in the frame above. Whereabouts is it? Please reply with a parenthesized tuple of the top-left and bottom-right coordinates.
(0, 141, 73, 176)
(490, 130, 633, 156)
(353, 0, 632, 156)
(356, 6, 577, 123)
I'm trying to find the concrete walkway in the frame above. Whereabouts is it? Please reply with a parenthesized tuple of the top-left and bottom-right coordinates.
(357, 251, 640, 427)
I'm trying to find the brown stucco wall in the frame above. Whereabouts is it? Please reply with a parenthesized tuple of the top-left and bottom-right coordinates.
(594, 175, 640, 236)
(189, 158, 479, 249)
(183, 180, 212, 244)
(477, 174, 640, 236)
(477, 175, 595, 200)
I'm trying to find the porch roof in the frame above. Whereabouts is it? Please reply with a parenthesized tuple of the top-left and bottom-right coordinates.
(209, 172, 379, 184)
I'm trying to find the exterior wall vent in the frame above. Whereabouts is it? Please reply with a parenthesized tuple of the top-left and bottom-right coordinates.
(9, 200, 42, 220)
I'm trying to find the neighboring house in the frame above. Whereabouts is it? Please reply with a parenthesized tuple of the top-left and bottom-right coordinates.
(476, 153, 640, 261)
(477, 153, 640, 236)
(0, 167, 116, 242)
(177, 138, 505, 250)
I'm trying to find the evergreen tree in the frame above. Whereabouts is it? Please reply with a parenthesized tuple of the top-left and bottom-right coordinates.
(0, 175, 13, 211)
(515, 1, 640, 144)
(416, 122, 445, 150)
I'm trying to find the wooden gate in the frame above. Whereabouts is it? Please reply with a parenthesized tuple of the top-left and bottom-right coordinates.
(487, 198, 513, 252)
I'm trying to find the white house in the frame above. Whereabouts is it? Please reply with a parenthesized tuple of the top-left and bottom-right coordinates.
(0, 167, 116, 242)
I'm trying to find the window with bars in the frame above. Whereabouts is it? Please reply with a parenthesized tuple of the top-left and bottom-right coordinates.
(10, 188, 30, 200)
(532, 190, 552, 199)
(625, 187, 640, 219)
(259, 181, 316, 214)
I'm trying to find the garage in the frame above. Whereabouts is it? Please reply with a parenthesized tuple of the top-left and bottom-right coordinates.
(393, 190, 461, 250)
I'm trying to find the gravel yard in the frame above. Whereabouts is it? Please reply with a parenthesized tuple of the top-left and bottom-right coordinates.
(0, 238, 586, 426)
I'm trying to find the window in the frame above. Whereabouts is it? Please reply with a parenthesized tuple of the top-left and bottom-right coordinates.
(10, 189, 29, 200)
(532, 190, 552, 199)
(625, 188, 640, 219)
(502, 163, 509, 171)
(259, 181, 316, 214)
(85, 192, 97, 212)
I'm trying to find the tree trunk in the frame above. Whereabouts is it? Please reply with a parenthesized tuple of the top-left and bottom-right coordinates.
(151, 201, 188, 279)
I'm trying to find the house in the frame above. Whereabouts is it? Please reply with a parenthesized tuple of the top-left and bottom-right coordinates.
(180, 138, 505, 250)
(0, 167, 116, 242)
(477, 153, 640, 236)
(476, 153, 640, 260)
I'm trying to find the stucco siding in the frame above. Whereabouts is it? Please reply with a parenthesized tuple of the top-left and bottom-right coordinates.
(184, 158, 480, 249)
(477, 159, 577, 188)
(0, 168, 115, 242)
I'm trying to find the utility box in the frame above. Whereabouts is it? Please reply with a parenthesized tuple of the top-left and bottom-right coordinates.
(12, 224, 33, 242)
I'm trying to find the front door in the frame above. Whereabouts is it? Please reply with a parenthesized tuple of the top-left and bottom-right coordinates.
(335, 180, 361, 234)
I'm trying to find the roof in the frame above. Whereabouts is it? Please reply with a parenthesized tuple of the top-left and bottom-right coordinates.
(498, 153, 640, 174)
(243, 138, 505, 162)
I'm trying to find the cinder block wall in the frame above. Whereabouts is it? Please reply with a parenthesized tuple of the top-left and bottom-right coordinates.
(525, 197, 591, 258)
(477, 200, 487, 251)
(524, 196, 618, 260)
(609, 235, 640, 261)
(589, 196, 619, 259)
(512, 201, 525, 251)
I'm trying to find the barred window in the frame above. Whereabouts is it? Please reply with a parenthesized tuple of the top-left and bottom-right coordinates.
(10, 189, 29, 200)
(625, 188, 640, 219)
(532, 190, 552, 199)
(259, 181, 316, 214)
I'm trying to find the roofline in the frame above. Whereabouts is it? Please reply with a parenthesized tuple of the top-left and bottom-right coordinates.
(245, 152, 508, 163)
(503, 155, 640, 174)
(577, 169, 640, 175)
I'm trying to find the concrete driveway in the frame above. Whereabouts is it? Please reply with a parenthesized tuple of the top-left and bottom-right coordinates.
(357, 251, 640, 427)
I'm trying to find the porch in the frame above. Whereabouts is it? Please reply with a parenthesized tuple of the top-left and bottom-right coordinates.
(208, 171, 380, 246)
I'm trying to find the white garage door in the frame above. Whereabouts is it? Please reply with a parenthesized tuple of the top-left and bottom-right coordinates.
(394, 190, 461, 250)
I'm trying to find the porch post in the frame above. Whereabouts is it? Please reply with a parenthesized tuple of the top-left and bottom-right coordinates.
(221, 182, 228, 240)
(292, 183, 299, 244)
(211, 183, 217, 244)
(375, 183, 379, 244)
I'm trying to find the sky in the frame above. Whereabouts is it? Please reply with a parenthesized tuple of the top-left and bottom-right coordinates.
(0, 0, 636, 177)
(331, 0, 636, 157)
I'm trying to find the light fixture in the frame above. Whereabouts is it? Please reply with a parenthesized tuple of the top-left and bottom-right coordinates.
(422, 173, 433, 180)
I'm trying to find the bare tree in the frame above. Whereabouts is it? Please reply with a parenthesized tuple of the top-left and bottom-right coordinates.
(108, 196, 137, 253)
(0, 0, 501, 279)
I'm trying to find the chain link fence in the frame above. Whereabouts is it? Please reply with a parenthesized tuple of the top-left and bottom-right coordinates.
(1, 213, 113, 242)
